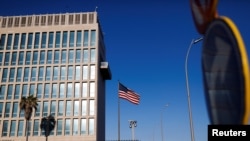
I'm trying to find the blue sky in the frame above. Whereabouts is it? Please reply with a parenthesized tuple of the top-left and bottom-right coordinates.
(1, 0, 250, 141)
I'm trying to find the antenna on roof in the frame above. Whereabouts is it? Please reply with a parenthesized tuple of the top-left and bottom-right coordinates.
(95, 6, 98, 12)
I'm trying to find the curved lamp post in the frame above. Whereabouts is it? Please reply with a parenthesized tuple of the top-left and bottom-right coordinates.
(129, 120, 137, 141)
(185, 37, 203, 141)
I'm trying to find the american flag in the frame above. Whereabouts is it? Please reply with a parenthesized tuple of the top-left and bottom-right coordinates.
(118, 83, 140, 105)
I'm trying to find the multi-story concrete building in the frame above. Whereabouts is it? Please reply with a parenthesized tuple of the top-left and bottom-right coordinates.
(0, 11, 111, 141)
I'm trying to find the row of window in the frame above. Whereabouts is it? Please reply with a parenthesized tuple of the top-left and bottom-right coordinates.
(1, 13, 95, 28)
(0, 99, 95, 119)
(0, 82, 96, 100)
(0, 30, 96, 50)
(1, 65, 96, 83)
(1, 118, 95, 137)
(0, 49, 96, 66)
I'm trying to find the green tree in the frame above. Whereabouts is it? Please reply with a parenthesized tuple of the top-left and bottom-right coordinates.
(19, 95, 38, 141)
(40, 115, 56, 141)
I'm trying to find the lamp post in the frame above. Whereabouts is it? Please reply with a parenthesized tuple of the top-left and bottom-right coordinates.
(161, 104, 169, 141)
(129, 120, 137, 141)
(185, 37, 203, 141)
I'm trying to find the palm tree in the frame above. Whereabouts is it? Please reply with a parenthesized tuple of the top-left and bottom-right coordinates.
(40, 115, 56, 141)
(19, 95, 38, 141)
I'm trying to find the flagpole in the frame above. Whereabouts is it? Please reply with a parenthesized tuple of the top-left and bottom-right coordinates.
(118, 81, 120, 141)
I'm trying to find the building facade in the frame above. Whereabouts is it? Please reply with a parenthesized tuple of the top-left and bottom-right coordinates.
(0, 12, 111, 141)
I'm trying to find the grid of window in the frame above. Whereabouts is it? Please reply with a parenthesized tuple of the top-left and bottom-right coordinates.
(0, 28, 98, 138)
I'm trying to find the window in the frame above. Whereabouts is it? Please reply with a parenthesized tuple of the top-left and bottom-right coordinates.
(58, 101, 64, 116)
(48, 15, 53, 25)
(29, 84, 35, 96)
(81, 119, 86, 135)
(7, 34, 13, 50)
(0, 102, 3, 117)
(0, 34, 6, 50)
(90, 82, 95, 97)
(50, 101, 56, 116)
(4, 52, 10, 65)
(13, 33, 20, 49)
(46, 66, 51, 81)
(76, 31, 82, 47)
(11, 52, 17, 65)
(69, 31, 75, 47)
(83, 30, 89, 47)
(14, 17, 20, 27)
(60, 66, 66, 80)
(57, 119, 63, 135)
(33, 120, 39, 136)
(67, 83, 72, 98)
(5, 102, 11, 117)
(7, 85, 13, 99)
(12, 102, 18, 117)
(59, 83, 65, 98)
(38, 67, 44, 81)
(90, 49, 96, 63)
(24, 67, 30, 82)
(0, 85, 6, 100)
(82, 83, 87, 97)
(48, 32, 54, 48)
(37, 84, 43, 98)
(2, 120, 9, 136)
(83, 49, 88, 63)
(34, 32, 40, 48)
(89, 118, 95, 135)
(75, 66, 81, 80)
(65, 119, 71, 135)
(73, 119, 78, 135)
(74, 101, 79, 116)
(62, 31, 68, 47)
(47, 50, 52, 64)
(14, 84, 21, 99)
(43, 101, 48, 117)
(82, 66, 88, 80)
(90, 65, 96, 79)
(35, 16, 40, 26)
(68, 50, 74, 63)
(54, 50, 60, 64)
(89, 13, 94, 24)
(69, 15, 74, 25)
(40, 51, 45, 64)
(0, 52, 2, 65)
(41, 16, 46, 26)
(44, 84, 50, 98)
(41, 32, 47, 48)
(10, 121, 16, 136)
(8, 17, 13, 27)
(81, 100, 86, 116)
(89, 100, 95, 116)
(27, 16, 32, 26)
(55, 31, 61, 48)
(27, 33, 33, 49)
(33, 51, 38, 64)
(31, 67, 37, 81)
(61, 15, 65, 25)
(54, 15, 60, 25)
(76, 49, 81, 63)
(68, 66, 73, 80)
(25, 51, 31, 65)
(2, 68, 8, 82)
(18, 120, 24, 136)
(1, 18, 7, 27)
(75, 14, 80, 24)
(52, 83, 57, 98)
(61, 50, 66, 64)
(35, 102, 41, 117)
(16, 67, 22, 82)
(9, 68, 15, 82)
(66, 101, 72, 116)
(53, 66, 59, 80)
(18, 51, 24, 65)
(22, 84, 28, 97)
(20, 33, 26, 49)
(90, 30, 96, 46)
(75, 83, 80, 98)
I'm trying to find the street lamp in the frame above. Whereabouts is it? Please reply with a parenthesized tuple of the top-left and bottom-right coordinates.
(161, 104, 169, 141)
(185, 37, 203, 141)
(129, 120, 137, 141)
